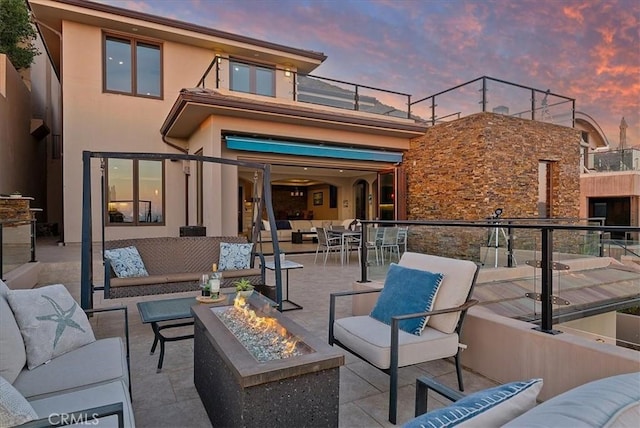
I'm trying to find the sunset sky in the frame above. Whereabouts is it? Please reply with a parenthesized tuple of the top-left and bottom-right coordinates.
(98, 0, 639, 147)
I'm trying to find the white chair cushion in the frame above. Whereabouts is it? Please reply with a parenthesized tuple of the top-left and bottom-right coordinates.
(333, 316, 459, 369)
(399, 253, 478, 334)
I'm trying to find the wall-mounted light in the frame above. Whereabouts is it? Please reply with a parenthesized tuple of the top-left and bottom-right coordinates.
(284, 67, 291, 77)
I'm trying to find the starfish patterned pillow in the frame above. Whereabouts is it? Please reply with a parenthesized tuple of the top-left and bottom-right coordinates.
(7, 284, 96, 369)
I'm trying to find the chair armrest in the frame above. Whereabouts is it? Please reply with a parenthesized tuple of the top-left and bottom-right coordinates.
(18, 402, 125, 428)
(328, 288, 383, 345)
(415, 376, 466, 416)
(83, 306, 131, 396)
(391, 299, 479, 323)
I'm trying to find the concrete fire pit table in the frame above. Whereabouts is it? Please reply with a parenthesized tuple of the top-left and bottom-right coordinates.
(192, 293, 344, 427)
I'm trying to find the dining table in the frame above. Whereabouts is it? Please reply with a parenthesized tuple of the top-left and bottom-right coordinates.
(328, 229, 361, 265)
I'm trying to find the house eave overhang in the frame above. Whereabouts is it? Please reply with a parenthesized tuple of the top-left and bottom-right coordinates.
(29, 0, 327, 76)
(161, 91, 427, 140)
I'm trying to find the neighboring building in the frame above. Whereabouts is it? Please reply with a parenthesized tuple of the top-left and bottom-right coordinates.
(0, 30, 61, 224)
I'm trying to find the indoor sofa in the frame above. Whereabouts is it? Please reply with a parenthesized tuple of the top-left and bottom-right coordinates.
(259, 219, 356, 242)
(0, 280, 133, 427)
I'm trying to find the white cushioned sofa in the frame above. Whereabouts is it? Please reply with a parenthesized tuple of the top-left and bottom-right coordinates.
(0, 280, 134, 427)
(406, 371, 639, 427)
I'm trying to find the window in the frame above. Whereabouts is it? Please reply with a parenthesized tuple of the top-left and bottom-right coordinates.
(107, 159, 164, 225)
(230, 60, 274, 96)
(104, 34, 162, 98)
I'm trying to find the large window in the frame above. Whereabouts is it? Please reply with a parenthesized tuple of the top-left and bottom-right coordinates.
(107, 159, 164, 225)
(104, 34, 162, 98)
(230, 60, 274, 96)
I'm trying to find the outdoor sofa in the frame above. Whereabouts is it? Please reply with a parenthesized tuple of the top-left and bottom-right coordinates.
(406, 371, 639, 427)
(103, 236, 265, 299)
(0, 279, 133, 427)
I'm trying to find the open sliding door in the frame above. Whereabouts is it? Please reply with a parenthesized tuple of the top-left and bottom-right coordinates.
(377, 166, 406, 220)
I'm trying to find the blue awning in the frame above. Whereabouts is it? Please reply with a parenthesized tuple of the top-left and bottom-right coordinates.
(225, 136, 403, 163)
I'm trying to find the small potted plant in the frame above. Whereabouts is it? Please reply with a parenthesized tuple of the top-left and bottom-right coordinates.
(234, 278, 254, 297)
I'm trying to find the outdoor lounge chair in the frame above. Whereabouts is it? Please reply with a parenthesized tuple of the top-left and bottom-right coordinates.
(328, 252, 480, 424)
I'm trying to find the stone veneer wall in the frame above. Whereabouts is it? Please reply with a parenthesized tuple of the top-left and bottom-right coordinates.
(404, 112, 581, 260)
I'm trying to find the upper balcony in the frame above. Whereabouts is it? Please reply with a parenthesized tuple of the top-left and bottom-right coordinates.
(587, 148, 640, 172)
(197, 59, 577, 130)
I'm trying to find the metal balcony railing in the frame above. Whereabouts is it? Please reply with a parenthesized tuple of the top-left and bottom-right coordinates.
(356, 219, 639, 336)
(197, 57, 577, 129)
(587, 148, 640, 172)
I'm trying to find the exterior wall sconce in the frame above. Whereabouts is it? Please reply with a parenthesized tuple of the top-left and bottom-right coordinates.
(284, 68, 291, 77)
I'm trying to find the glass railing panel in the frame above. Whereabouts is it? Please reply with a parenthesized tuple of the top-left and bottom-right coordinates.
(354, 86, 408, 118)
(296, 75, 357, 110)
(1, 222, 33, 277)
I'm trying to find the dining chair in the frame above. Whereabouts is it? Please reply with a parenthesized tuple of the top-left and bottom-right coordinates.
(397, 227, 408, 254)
(379, 227, 400, 264)
(314, 227, 341, 265)
(358, 227, 380, 266)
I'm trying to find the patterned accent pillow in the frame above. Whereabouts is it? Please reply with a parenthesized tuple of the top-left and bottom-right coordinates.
(404, 379, 543, 428)
(370, 263, 443, 335)
(219, 242, 254, 271)
(0, 376, 38, 427)
(6, 284, 96, 370)
(104, 246, 149, 278)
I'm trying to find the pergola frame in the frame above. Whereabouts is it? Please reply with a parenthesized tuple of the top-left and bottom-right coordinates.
(80, 150, 285, 310)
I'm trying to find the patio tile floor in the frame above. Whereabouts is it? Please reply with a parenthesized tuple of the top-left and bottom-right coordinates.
(33, 241, 497, 427)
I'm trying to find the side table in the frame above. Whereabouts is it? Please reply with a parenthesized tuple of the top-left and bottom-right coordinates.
(264, 259, 304, 311)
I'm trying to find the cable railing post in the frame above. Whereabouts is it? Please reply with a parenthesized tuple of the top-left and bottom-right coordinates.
(292, 71, 298, 101)
(407, 94, 411, 119)
(536, 227, 560, 334)
(481, 77, 487, 112)
(30, 219, 36, 263)
(506, 221, 514, 268)
(354, 85, 359, 111)
(531, 89, 536, 121)
(431, 96, 436, 126)
(360, 224, 368, 283)
(0, 223, 3, 280)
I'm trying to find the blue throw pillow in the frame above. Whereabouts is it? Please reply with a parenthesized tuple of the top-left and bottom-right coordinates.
(370, 263, 443, 335)
(219, 242, 254, 271)
(104, 246, 149, 278)
(404, 379, 543, 428)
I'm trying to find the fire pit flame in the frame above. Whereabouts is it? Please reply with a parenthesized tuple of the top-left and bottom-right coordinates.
(213, 295, 304, 361)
